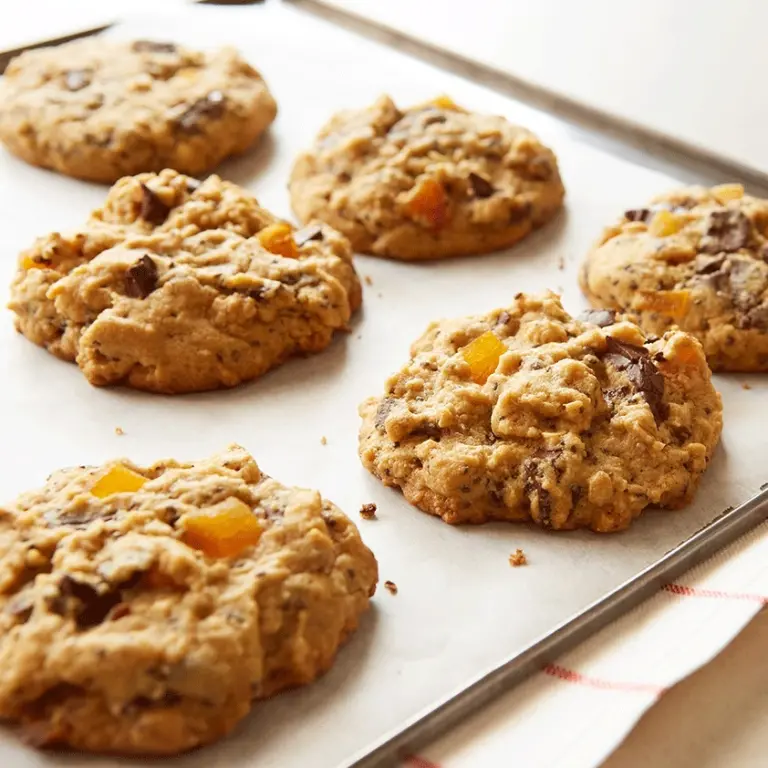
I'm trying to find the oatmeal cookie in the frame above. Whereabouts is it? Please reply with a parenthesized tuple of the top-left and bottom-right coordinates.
(359, 293, 722, 532)
(580, 184, 768, 370)
(0, 445, 377, 754)
(289, 95, 564, 260)
(0, 38, 277, 182)
(8, 169, 361, 393)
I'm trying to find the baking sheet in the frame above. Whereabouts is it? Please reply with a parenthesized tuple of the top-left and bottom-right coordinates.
(0, 4, 765, 767)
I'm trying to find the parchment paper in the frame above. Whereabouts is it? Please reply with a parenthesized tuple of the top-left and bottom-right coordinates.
(0, 4, 764, 767)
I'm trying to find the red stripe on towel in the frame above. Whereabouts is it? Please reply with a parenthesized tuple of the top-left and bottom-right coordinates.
(543, 663, 665, 694)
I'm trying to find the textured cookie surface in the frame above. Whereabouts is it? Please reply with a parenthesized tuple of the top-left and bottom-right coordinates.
(289, 95, 564, 260)
(0, 445, 377, 754)
(581, 184, 768, 371)
(9, 169, 361, 393)
(0, 38, 277, 182)
(359, 293, 722, 532)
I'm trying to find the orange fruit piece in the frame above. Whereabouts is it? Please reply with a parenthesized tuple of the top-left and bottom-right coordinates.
(91, 465, 148, 498)
(461, 331, 507, 384)
(257, 223, 299, 259)
(636, 290, 691, 320)
(405, 178, 450, 231)
(182, 497, 263, 559)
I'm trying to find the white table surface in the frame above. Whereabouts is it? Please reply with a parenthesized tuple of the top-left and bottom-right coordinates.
(315, 0, 768, 178)
(2, 3, 768, 767)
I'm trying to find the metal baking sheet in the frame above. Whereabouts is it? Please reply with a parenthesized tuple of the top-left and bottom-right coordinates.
(1, 4, 767, 767)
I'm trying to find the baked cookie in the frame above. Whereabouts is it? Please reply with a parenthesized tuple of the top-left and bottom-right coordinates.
(0, 445, 377, 754)
(9, 169, 361, 393)
(359, 293, 722, 532)
(0, 38, 277, 182)
(289, 95, 564, 260)
(580, 184, 768, 371)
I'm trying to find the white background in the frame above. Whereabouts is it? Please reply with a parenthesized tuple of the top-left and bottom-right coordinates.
(0, 4, 766, 767)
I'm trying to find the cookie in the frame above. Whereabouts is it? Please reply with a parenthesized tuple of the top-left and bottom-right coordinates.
(580, 184, 768, 371)
(289, 95, 564, 260)
(9, 169, 361, 393)
(359, 293, 722, 532)
(0, 445, 378, 754)
(0, 38, 277, 182)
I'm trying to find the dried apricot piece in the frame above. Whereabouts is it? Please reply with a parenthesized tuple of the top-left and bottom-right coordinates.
(21, 256, 51, 270)
(461, 331, 507, 384)
(636, 290, 691, 320)
(257, 223, 299, 259)
(91, 465, 148, 498)
(182, 497, 263, 559)
(712, 183, 744, 204)
(404, 178, 450, 231)
(430, 94, 461, 110)
(649, 210, 684, 237)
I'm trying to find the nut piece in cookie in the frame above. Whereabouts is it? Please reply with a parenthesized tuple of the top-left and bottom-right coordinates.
(8, 169, 361, 393)
(0, 38, 277, 182)
(359, 293, 722, 532)
(289, 95, 565, 260)
(0, 445, 378, 755)
(580, 184, 768, 371)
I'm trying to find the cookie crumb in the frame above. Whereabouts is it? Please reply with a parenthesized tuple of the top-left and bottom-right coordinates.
(320, 436, 328, 446)
(359, 503, 377, 520)
(384, 580, 398, 595)
(114, 426, 124, 436)
(742, 382, 752, 390)
(509, 549, 527, 567)
(557, 255, 565, 270)
(364, 275, 373, 286)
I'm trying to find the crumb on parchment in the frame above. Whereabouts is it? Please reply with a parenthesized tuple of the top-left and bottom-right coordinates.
(320, 436, 328, 445)
(359, 503, 377, 520)
(384, 580, 398, 595)
(364, 275, 373, 286)
(742, 382, 752, 390)
(557, 254, 565, 270)
(114, 426, 124, 436)
(509, 549, 527, 567)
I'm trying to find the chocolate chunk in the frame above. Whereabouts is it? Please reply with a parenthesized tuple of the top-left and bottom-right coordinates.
(58, 576, 123, 629)
(131, 40, 177, 53)
(294, 224, 324, 246)
(602, 337, 668, 422)
(43, 509, 103, 528)
(125, 255, 159, 299)
(570, 484, 582, 505)
(110, 603, 131, 621)
(139, 183, 171, 225)
(522, 450, 559, 528)
(741, 303, 768, 331)
(375, 397, 395, 430)
(700, 210, 751, 254)
(175, 91, 226, 132)
(624, 208, 651, 223)
(63, 69, 91, 91)
(125, 691, 182, 714)
(468, 172, 495, 198)
(423, 114, 447, 127)
(578, 309, 617, 327)
(523, 156, 553, 181)
(407, 423, 442, 440)
(694, 253, 726, 274)
(508, 201, 532, 223)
